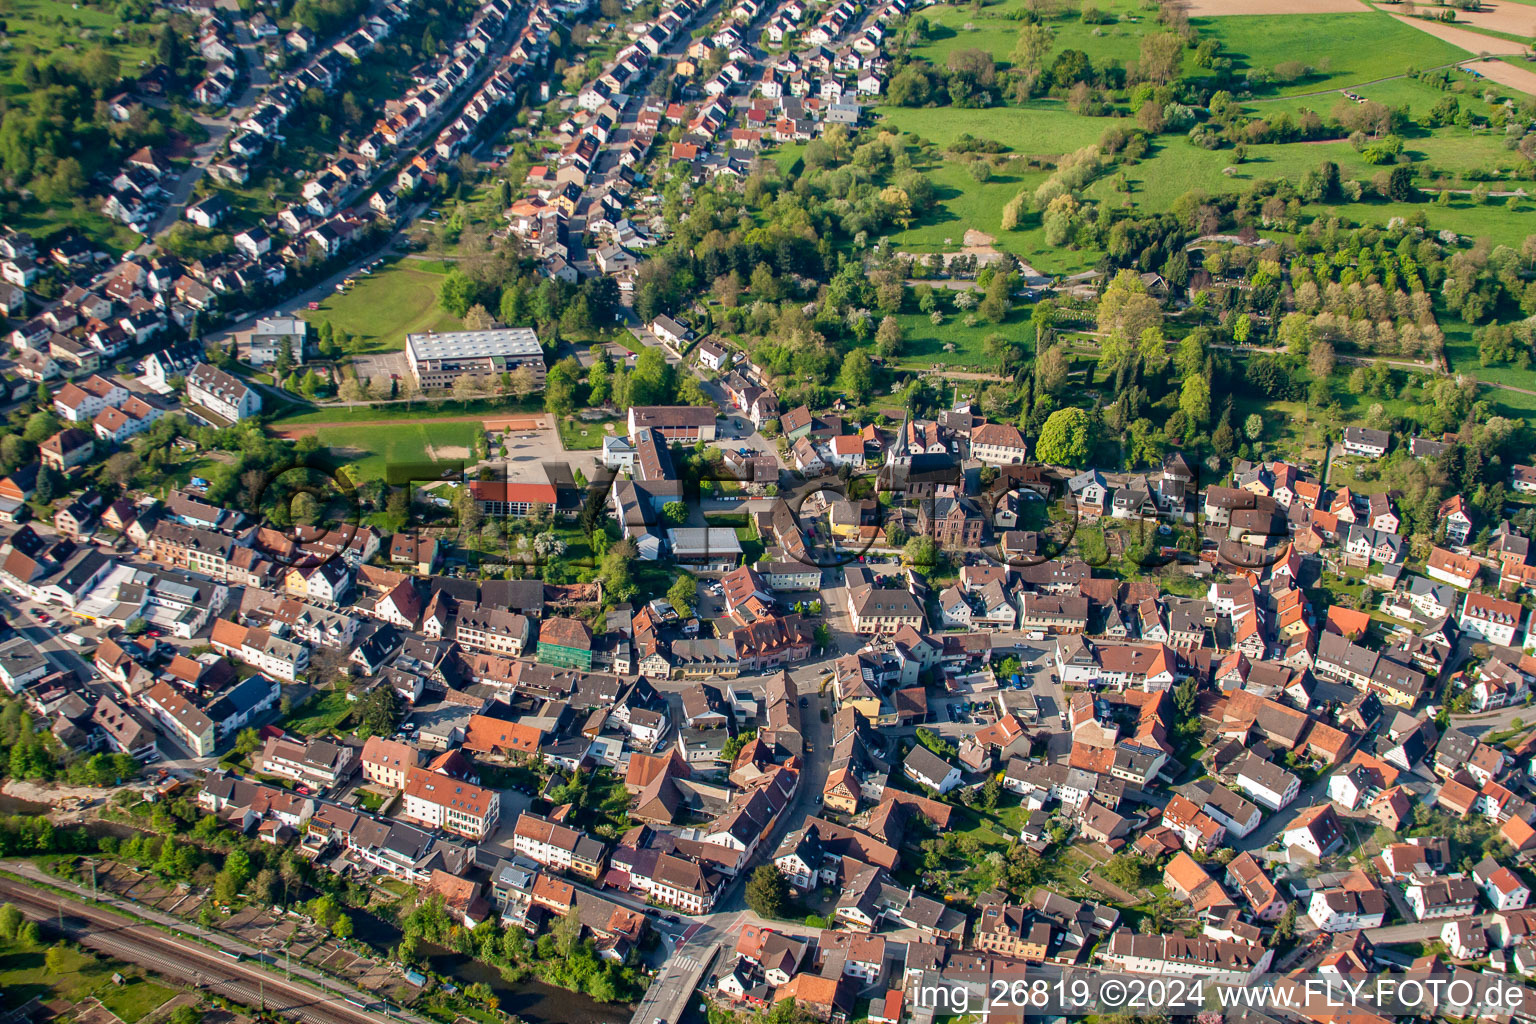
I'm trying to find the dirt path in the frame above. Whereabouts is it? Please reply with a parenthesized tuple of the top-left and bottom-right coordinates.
(1387, 15, 1536, 96)
(1399, 0, 1536, 39)
(2, 779, 106, 821)
(273, 413, 548, 438)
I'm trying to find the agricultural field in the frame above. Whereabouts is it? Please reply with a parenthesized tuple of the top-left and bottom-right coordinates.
(301, 259, 463, 353)
(1193, 12, 1471, 95)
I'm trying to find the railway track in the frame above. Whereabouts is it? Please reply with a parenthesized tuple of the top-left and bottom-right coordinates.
(0, 878, 388, 1024)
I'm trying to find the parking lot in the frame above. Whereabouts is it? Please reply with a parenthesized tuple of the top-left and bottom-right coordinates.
(349, 351, 410, 383)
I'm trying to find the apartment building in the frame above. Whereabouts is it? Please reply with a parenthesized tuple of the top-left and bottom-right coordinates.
(402, 768, 500, 840)
(186, 363, 261, 421)
(142, 681, 215, 757)
(360, 735, 422, 789)
(511, 812, 607, 880)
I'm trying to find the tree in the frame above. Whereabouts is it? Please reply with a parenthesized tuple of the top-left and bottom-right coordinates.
(839, 350, 875, 401)
(354, 685, 402, 738)
(668, 574, 697, 615)
(662, 500, 688, 525)
(463, 303, 494, 331)
(1173, 676, 1199, 718)
(1138, 32, 1185, 85)
(213, 867, 242, 904)
(903, 534, 940, 569)
(545, 359, 580, 417)
(105, 452, 140, 489)
(45, 942, 67, 975)
(1097, 270, 1162, 344)
(534, 532, 568, 560)
(1309, 340, 1336, 380)
(630, 348, 675, 406)
(0, 904, 23, 942)
(253, 868, 280, 906)
(1036, 344, 1069, 395)
(24, 410, 60, 443)
(439, 269, 478, 317)
(875, 316, 904, 358)
(745, 864, 789, 919)
(1274, 903, 1298, 941)
(1244, 413, 1264, 441)
(980, 271, 1014, 324)
(1011, 23, 1054, 75)
(599, 539, 639, 601)
(509, 366, 538, 400)
(452, 373, 481, 409)
(235, 728, 261, 755)
(1036, 407, 1090, 466)
(1212, 413, 1237, 458)
(291, 491, 321, 526)
(157, 23, 183, 75)
(1231, 312, 1252, 345)
(1179, 374, 1211, 430)
(332, 914, 353, 939)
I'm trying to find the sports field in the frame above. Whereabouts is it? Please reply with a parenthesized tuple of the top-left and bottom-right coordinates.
(314, 421, 482, 482)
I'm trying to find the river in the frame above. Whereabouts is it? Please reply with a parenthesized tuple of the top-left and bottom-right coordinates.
(423, 946, 631, 1024)
(331, 901, 630, 1024)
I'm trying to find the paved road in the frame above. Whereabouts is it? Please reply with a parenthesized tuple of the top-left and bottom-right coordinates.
(0, 870, 422, 1024)
(628, 653, 839, 1022)
(1366, 911, 1490, 944)
(144, 118, 235, 240)
(0, 571, 220, 770)
(1450, 702, 1532, 737)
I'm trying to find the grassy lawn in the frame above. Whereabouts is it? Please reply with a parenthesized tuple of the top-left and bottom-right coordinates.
(873, 103, 1106, 158)
(302, 259, 462, 354)
(376, 877, 415, 899)
(0, 943, 175, 1023)
(279, 689, 354, 736)
(556, 416, 616, 450)
(315, 421, 481, 483)
(1092, 133, 1536, 251)
(1196, 11, 1471, 95)
(99, 976, 178, 1023)
(1442, 316, 1536, 400)
(6, 194, 144, 255)
(891, 307, 1032, 373)
(872, 113, 1103, 274)
(900, 0, 1157, 72)
(0, 0, 157, 94)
